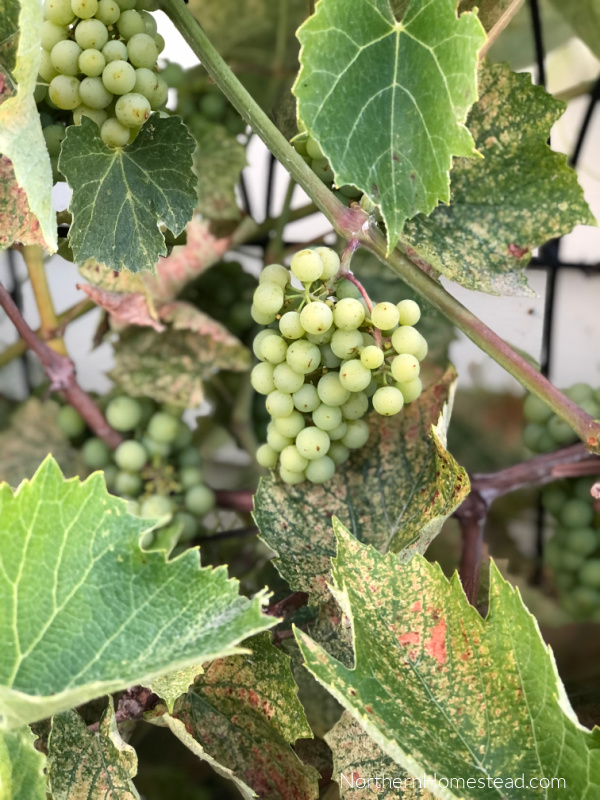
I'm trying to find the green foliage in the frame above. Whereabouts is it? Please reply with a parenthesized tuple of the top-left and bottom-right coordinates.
(193, 121, 247, 220)
(548, 0, 600, 60)
(294, 0, 485, 251)
(59, 116, 196, 273)
(0, 457, 273, 730)
(0, 726, 46, 800)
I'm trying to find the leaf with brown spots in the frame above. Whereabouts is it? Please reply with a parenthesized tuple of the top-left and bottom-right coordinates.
(0, 156, 46, 249)
(193, 122, 246, 221)
(254, 366, 469, 602)
(152, 633, 319, 800)
(76, 284, 165, 332)
(47, 699, 138, 799)
(402, 63, 596, 296)
(297, 521, 600, 798)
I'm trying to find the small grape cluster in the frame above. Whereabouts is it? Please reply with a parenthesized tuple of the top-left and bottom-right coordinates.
(164, 63, 246, 138)
(58, 395, 215, 548)
(251, 246, 427, 485)
(292, 131, 362, 205)
(542, 478, 600, 621)
(523, 383, 600, 453)
(37, 0, 168, 161)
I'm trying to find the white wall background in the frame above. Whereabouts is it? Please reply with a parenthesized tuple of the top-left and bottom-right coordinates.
(1, 18, 599, 403)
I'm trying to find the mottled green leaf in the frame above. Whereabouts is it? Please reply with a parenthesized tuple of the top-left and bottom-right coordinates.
(0, 156, 47, 248)
(149, 664, 203, 713)
(47, 699, 138, 799)
(458, 0, 523, 44)
(0, 456, 274, 730)
(153, 633, 318, 800)
(194, 122, 246, 221)
(402, 63, 595, 295)
(327, 713, 433, 799)
(254, 367, 469, 602)
(548, 0, 600, 60)
(294, 0, 485, 252)
(297, 521, 600, 798)
(0, 0, 56, 251)
(110, 300, 251, 408)
(59, 116, 196, 273)
(0, 726, 46, 800)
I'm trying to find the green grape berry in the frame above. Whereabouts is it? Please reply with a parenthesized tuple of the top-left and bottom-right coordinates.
(290, 249, 324, 283)
(333, 298, 365, 331)
(178, 447, 202, 468)
(371, 301, 399, 330)
(280, 444, 309, 473)
(114, 439, 148, 472)
(101, 117, 130, 147)
(106, 396, 143, 431)
(58, 405, 86, 438)
(82, 436, 111, 469)
(256, 443, 278, 469)
(373, 386, 404, 416)
(141, 494, 173, 519)
(185, 484, 216, 516)
(147, 411, 179, 443)
(114, 470, 143, 497)
(396, 299, 421, 326)
(49, 75, 81, 109)
(295, 426, 330, 460)
(115, 91, 151, 127)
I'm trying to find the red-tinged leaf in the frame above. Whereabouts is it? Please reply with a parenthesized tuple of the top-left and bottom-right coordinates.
(76, 283, 165, 332)
(0, 155, 46, 249)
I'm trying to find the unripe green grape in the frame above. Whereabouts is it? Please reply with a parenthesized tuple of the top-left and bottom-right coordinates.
(571, 586, 600, 613)
(547, 415, 577, 446)
(320, 344, 342, 369)
(116, 0, 136, 9)
(82, 436, 111, 468)
(114, 439, 148, 471)
(581, 399, 600, 418)
(329, 442, 350, 466)
(373, 386, 404, 416)
(159, 62, 184, 89)
(95, 0, 120, 23)
(574, 476, 595, 501)
(335, 279, 361, 300)
(330, 329, 363, 359)
(312, 157, 334, 184)
(307, 327, 333, 345)
(371, 301, 399, 330)
(339, 359, 372, 392)
(341, 392, 368, 420)
(101, 117, 129, 147)
(253, 281, 284, 316)
(79, 48, 106, 77)
(41, 20, 69, 50)
(522, 422, 545, 452)
(567, 528, 598, 557)
(541, 484, 569, 515)
(296, 426, 330, 460)
(317, 372, 350, 407)
(102, 59, 136, 94)
(106, 395, 142, 431)
(266, 390, 294, 419)
(341, 419, 370, 449)
(80, 76, 113, 108)
(251, 304, 276, 325)
(49, 75, 81, 109)
(73, 103, 107, 126)
(328, 420, 347, 441)
(290, 249, 324, 283)
(140, 9, 157, 34)
(275, 411, 305, 438)
(256, 443, 278, 469)
(39, 112, 54, 128)
(253, 329, 278, 361)
(305, 137, 324, 159)
(153, 32, 165, 53)
(76, 19, 109, 50)
(114, 470, 143, 497)
(391, 353, 419, 383)
(50, 40, 82, 77)
(141, 494, 173, 518)
(266, 424, 292, 452)
(312, 404, 343, 431)
(522, 393, 552, 424)
(34, 82, 48, 103)
(149, 74, 168, 108)
(560, 498, 594, 528)
(293, 137, 308, 156)
(260, 334, 287, 365)
(127, 32, 158, 68)
(185, 484, 216, 516)
(200, 91, 227, 120)
(58, 404, 86, 438)
(279, 311, 305, 340)
(43, 123, 66, 157)
(44, 0, 75, 26)
(397, 299, 421, 326)
(293, 383, 320, 413)
(174, 512, 199, 543)
(273, 363, 304, 394)
(172, 420, 193, 451)
(147, 411, 179, 443)
(313, 246, 340, 280)
(40, 50, 59, 82)
(565, 382, 593, 405)
(279, 445, 308, 473)
(333, 298, 365, 331)
(251, 362, 276, 395)
(279, 466, 305, 485)
(579, 559, 600, 589)
(117, 8, 144, 37)
(365, 378, 378, 398)
(538, 432, 557, 453)
(133, 67, 158, 99)
(395, 377, 422, 404)
(338, 184, 362, 199)
(360, 345, 384, 370)
(286, 340, 321, 374)
(180, 466, 204, 490)
(102, 39, 128, 63)
(260, 263, 289, 289)
(391, 326, 428, 361)
(300, 301, 333, 336)
(306, 455, 335, 484)
(178, 447, 202, 467)
(72, 0, 98, 17)
(115, 91, 151, 126)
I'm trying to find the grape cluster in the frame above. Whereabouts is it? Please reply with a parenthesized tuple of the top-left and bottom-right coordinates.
(58, 395, 215, 548)
(251, 246, 427, 485)
(542, 478, 600, 621)
(37, 0, 168, 160)
(523, 382, 600, 453)
(292, 131, 362, 205)
(164, 63, 246, 138)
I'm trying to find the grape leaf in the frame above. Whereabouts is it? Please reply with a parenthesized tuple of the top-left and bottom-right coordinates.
(59, 116, 196, 273)
(0, 726, 46, 800)
(110, 301, 251, 408)
(148, 664, 203, 713)
(254, 366, 469, 603)
(0, 0, 56, 251)
(0, 456, 274, 730)
(547, 0, 600, 60)
(47, 699, 138, 799)
(296, 521, 600, 798)
(77, 283, 165, 332)
(152, 633, 319, 800)
(0, 156, 46, 249)
(193, 122, 246, 221)
(294, 0, 486, 252)
(402, 63, 596, 295)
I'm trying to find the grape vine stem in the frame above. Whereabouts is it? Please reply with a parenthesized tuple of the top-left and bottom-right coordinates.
(161, 0, 600, 455)
(22, 245, 68, 357)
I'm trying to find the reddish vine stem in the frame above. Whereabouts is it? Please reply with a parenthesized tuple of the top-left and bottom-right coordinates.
(87, 686, 159, 733)
(0, 282, 123, 449)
